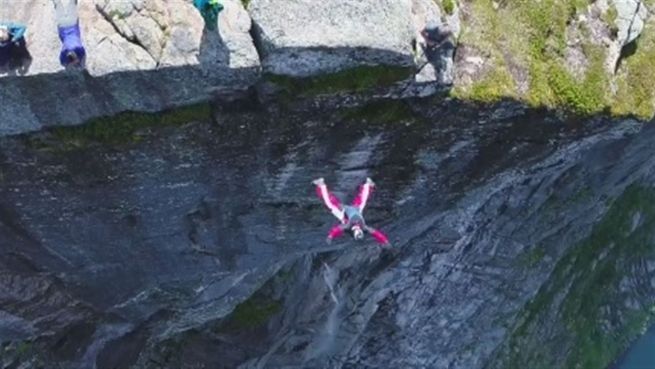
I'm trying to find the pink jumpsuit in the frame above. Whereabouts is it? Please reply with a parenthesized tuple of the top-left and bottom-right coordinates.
(314, 178, 390, 246)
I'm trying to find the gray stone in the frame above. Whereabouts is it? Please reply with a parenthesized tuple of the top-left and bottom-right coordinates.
(0, 0, 260, 136)
(599, 0, 650, 72)
(248, 0, 416, 77)
(564, 17, 590, 80)
(613, 0, 648, 45)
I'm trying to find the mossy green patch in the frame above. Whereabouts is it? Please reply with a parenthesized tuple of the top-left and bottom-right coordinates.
(520, 0, 607, 114)
(224, 296, 281, 330)
(601, 5, 619, 36)
(454, 0, 519, 102)
(516, 246, 546, 268)
(45, 102, 211, 149)
(339, 99, 419, 124)
(442, 0, 455, 15)
(15, 341, 32, 358)
(545, 55, 607, 115)
(241, 0, 250, 9)
(266, 65, 414, 97)
(505, 185, 655, 369)
(457, 66, 517, 103)
(453, 0, 651, 116)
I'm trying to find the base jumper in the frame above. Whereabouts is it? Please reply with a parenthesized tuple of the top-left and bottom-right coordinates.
(313, 177, 390, 246)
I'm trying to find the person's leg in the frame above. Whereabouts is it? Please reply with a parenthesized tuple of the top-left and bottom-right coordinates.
(8, 38, 31, 73)
(63, 0, 79, 26)
(352, 177, 375, 213)
(65, 0, 79, 15)
(51, 0, 65, 21)
(313, 178, 345, 222)
(52, 0, 78, 27)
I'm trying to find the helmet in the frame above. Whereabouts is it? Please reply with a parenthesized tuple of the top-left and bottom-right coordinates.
(0, 26, 9, 43)
(353, 225, 364, 240)
(66, 51, 79, 64)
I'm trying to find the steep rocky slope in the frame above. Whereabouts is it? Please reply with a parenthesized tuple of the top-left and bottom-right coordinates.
(0, 1, 655, 368)
(2, 0, 654, 137)
(0, 98, 654, 368)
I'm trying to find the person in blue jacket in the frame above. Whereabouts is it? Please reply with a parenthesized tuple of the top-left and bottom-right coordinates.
(0, 22, 28, 69)
(51, 0, 86, 68)
(194, 0, 224, 30)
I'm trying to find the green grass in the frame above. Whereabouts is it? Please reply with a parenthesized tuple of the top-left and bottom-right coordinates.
(505, 185, 655, 369)
(241, 0, 250, 8)
(601, 4, 619, 36)
(545, 56, 607, 115)
(15, 341, 32, 358)
(453, 0, 655, 117)
(47, 102, 211, 149)
(521, 0, 608, 114)
(266, 65, 414, 97)
(224, 296, 281, 330)
(339, 99, 418, 124)
(464, 66, 516, 103)
(442, 0, 455, 15)
(452, 0, 517, 103)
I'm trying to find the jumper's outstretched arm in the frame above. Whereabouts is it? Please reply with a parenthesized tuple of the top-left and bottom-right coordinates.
(365, 225, 390, 246)
(326, 223, 349, 244)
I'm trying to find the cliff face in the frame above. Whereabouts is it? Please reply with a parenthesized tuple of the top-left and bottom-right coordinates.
(2, 0, 653, 137)
(1, 1, 655, 369)
(0, 98, 654, 369)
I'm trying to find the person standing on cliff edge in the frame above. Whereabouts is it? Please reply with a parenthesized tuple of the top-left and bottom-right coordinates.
(0, 22, 30, 72)
(51, 0, 86, 68)
(194, 0, 224, 30)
